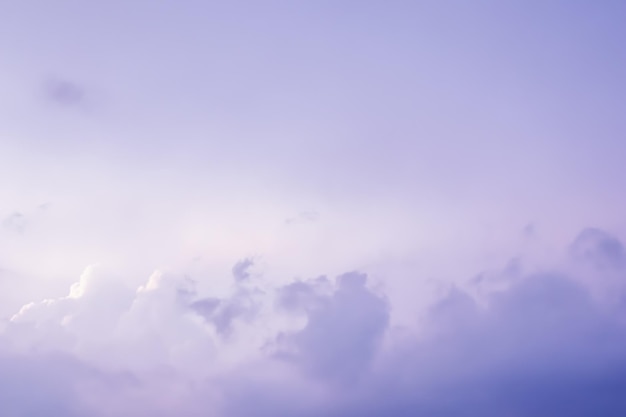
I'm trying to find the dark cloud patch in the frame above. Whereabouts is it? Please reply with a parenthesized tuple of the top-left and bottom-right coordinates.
(211, 297, 258, 336)
(285, 211, 320, 225)
(175, 275, 198, 305)
(189, 297, 221, 319)
(2, 212, 26, 234)
(275, 276, 330, 314)
(469, 257, 523, 294)
(232, 258, 254, 282)
(1, 205, 52, 236)
(43, 77, 86, 107)
(523, 222, 535, 238)
(187, 259, 262, 336)
(273, 272, 389, 384)
(190, 294, 258, 336)
(570, 228, 626, 270)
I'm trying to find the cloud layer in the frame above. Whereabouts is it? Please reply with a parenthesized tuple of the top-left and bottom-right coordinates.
(1, 227, 626, 416)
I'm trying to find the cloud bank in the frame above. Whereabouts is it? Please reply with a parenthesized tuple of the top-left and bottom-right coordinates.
(1, 228, 626, 416)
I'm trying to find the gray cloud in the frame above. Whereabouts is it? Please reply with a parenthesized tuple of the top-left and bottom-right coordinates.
(272, 272, 389, 384)
(570, 227, 626, 271)
(0, 351, 125, 417)
(219, 228, 626, 417)
(346, 270, 626, 417)
(43, 78, 86, 107)
(188, 258, 262, 336)
(231, 258, 254, 282)
(3, 228, 626, 416)
(190, 294, 258, 337)
(1, 205, 52, 236)
(275, 276, 330, 314)
(285, 211, 320, 225)
(2, 212, 26, 234)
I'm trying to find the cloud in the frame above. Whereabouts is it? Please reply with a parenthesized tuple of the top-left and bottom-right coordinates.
(285, 211, 320, 225)
(215, 229, 626, 416)
(6, 266, 216, 378)
(350, 271, 626, 417)
(0, 348, 218, 417)
(43, 78, 86, 107)
(2, 212, 26, 234)
(184, 258, 265, 338)
(272, 272, 389, 384)
(570, 227, 626, 270)
(2, 228, 626, 416)
(0, 352, 86, 417)
(1, 204, 52, 237)
(231, 258, 254, 282)
(189, 289, 260, 338)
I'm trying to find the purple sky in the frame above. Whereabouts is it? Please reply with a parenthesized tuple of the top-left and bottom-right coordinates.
(1, 1, 626, 416)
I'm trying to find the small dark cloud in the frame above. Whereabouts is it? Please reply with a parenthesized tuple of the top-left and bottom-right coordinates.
(285, 211, 320, 225)
(275, 276, 330, 314)
(569, 227, 626, 270)
(232, 258, 254, 282)
(2, 212, 26, 234)
(470, 257, 523, 288)
(1, 205, 52, 236)
(43, 77, 86, 107)
(190, 292, 259, 336)
(175, 275, 198, 305)
(190, 297, 221, 318)
(186, 259, 262, 336)
(523, 222, 535, 238)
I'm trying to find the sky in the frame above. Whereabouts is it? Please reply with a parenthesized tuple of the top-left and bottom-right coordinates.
(1, 1, 626, 416)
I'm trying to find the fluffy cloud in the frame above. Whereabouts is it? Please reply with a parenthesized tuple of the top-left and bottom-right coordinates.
(6, 266, 214, 376)
(2, 228, 626, 416)
(272, 272, 389, 384)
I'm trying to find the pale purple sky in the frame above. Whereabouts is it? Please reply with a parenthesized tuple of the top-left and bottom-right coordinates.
(1, 1, 626, 416)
